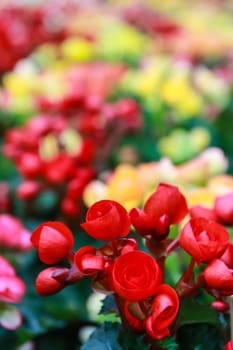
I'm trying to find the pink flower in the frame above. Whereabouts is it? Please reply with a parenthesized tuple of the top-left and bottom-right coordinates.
(0, 214, 32, 251)
(214, 192, 233, 225)
(0, 256, 26, 303)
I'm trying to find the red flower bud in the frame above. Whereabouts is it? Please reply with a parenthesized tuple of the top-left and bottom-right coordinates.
(16, 180, 40, 200)
(81, 200, 130, 241)
(214, 192, 233, 225)
(61, 197, 81, 218)
(36, 267, 68, 296)
(145, 184, 188, 224)
(211, 300, 229, 312)
(111, 251, 161, 301)
(204, 259, 233, 295)
(130, 183, 188, 240)
(74, 246, 105, 276)
(179, 218, 230, 264)
(17, 153, 42, 178)
(31, 221, 74, 264)
(145, 284, 179, 340)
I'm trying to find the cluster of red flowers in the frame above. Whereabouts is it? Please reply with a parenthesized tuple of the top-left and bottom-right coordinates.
(3, 73, 141, 219)
(31, 183, 233, 343)
(0, 2, 70, 73)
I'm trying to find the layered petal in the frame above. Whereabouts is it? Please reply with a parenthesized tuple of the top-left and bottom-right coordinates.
(145, 284, 179, 340)
(81, 200, 130, 241)
(179, 218, 229, 263)
(74, 246, 105, 276)
(204, 259, 233, 295)
(111, 251, 161, 301)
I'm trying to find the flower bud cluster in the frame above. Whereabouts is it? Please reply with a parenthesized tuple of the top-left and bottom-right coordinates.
(3, 89, 141, 220)
(31, 182, 233, 344)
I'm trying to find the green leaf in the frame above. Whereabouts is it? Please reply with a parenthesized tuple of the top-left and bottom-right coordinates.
(118, 327, 150, 350)
(156, 336, 178, 350)
(176, 323, 225, 350)
(81, 322, 122, 350)
(99, 295, 118, 315)
(177, 297, 219, 326)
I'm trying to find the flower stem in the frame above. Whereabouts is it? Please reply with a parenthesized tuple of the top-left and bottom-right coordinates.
(110, 240, 119, 257)
(165, 237, 180, 255)
(182, 257, 195, 283)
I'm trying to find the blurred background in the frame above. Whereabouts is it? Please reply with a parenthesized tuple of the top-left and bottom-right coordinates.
(0, 0, 233, 349)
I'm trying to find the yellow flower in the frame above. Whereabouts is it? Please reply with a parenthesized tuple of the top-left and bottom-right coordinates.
(60, 37, 95, 62)
(97, 23, 147, 60)
(187, 188, 216, 208)
(161, 76, 202, 116)
(83, 181, 107, 208)
(3, 73, 34, 97)
(106, 164, 145, 210)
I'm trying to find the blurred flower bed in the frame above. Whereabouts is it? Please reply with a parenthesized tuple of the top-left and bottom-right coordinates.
(0, 0, 233, 349)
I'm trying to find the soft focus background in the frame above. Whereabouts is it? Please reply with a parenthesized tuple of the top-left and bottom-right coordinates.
(0, 0, 233, 349)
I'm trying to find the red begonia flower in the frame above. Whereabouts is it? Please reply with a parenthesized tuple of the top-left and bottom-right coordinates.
(130, 183, 188, 240)
(145, 284, 179, 340)
(81, 200, 131, 241)
(111, 251, 161, 301)
(214, 192, 233, 226)
(179, 218, 229, 264)
(36, 267, 68, 296)
(31, 221, 74, 264)
(74, 246, 105, 276)
(225, 341, 233, 350)
(204, 259, 233, 295)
